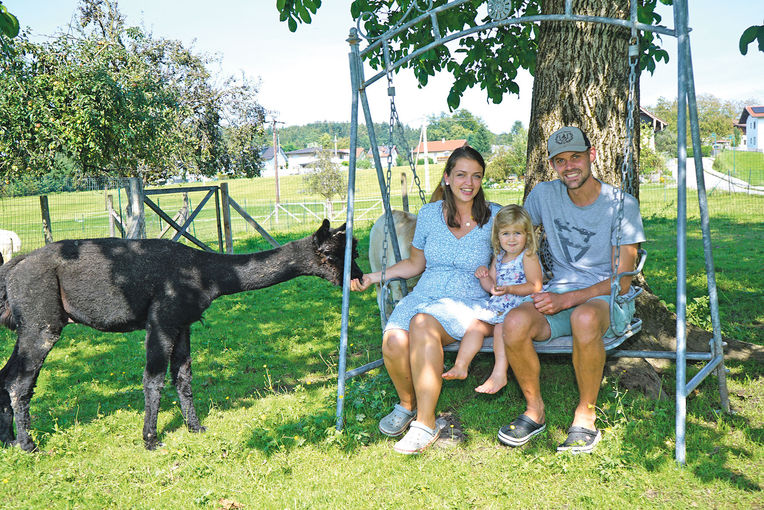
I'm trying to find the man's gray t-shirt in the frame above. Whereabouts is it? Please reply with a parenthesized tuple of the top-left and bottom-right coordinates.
(524, 179, 646, 293)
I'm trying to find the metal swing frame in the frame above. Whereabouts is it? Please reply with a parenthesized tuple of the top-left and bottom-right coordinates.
(335, 0, 730, 465)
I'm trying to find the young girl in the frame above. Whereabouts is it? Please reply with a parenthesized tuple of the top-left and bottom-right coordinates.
(442, 204, 543, 394)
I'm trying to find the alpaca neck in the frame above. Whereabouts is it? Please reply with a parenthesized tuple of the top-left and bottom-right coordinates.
(212, 240, 308, 297)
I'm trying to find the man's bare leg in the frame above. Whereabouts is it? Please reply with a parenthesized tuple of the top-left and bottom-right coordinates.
(569, 300, 609, 431)
(503, 302, 551, 424)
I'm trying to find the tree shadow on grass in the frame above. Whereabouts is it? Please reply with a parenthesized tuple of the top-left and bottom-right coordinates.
(0, 251, 381, 450)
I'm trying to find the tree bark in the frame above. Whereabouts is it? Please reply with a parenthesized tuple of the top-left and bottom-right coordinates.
(525, 0, 762, 397)
(526, 0, 639, 198)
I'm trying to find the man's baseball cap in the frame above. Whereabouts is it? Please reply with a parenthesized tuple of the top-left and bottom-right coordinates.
(547, 126, 591, 159)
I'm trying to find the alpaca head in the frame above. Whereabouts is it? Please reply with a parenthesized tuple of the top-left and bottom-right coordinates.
(311, 219, 363, 285)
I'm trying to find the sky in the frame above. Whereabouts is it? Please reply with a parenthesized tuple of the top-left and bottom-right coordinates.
(6, 1, 764, 134)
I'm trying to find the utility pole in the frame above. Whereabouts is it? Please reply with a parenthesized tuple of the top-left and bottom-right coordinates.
(269, 117, 285, 224)
(422, 121, 430, 193)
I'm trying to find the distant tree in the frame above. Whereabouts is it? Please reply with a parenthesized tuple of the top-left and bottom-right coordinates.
(0, 0, 266, 186)
(649, 94, 754, 154)
(427, 109, 493, 154)
(486, 124, 528, 182)
(303, 149, 346, 217)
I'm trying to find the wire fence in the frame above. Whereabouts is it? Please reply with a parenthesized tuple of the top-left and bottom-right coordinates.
(0, 163, 762, 258)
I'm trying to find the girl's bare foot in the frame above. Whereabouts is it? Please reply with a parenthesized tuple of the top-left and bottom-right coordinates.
(475, 373, 507, 394)
(442, 364, 469, 380)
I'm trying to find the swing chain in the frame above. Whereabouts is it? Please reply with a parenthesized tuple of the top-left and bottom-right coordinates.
(379, 68, 397, 291)
(389, 96, 427, 206)
(610, 36, 640, 335)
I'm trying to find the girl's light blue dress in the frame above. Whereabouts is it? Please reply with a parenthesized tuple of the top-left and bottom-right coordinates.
(485, 249, 528, 325)
(384, 200, 500, 340)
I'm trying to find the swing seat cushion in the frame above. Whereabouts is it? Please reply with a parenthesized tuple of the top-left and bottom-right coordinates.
(442, 318, 642, 355)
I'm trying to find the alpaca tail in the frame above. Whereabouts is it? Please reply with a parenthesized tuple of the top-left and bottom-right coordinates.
(0, 264, 16, 331)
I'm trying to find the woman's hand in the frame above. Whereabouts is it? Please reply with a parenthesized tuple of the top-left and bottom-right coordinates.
(350, 273, 378, 292)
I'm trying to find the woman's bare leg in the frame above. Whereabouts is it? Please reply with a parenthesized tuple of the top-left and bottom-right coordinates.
(382, 329, 416, 412)
(408, 314, 453, 430)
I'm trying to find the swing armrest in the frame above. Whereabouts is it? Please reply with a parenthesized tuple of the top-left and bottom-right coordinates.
(615, 248, 647, 279)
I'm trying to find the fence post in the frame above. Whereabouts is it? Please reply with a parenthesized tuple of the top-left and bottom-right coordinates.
(125, 177, 145, 239)
(220, 182, 233, 254)
(401, 172, 409, 212)
(107, 194, 116, 238)
(39, 195, 54, 244)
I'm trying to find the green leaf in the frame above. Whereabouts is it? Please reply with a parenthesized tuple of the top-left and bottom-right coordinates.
(298, 5, 311, 24)
(288, 17, 298, 32)
(738, 25, 759, 55)
(276, 0, 287, 13)
(0, 8, 19, 38)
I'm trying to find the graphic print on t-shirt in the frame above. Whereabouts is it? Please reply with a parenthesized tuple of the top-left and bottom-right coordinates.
(554, 218, 596, 263)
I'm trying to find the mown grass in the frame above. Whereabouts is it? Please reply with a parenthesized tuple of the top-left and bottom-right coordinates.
(712, 150, 764, 186)
(0, 215, 762, 508)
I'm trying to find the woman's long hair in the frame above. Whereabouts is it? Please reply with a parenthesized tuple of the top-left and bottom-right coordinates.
(428, 146, 491, 228)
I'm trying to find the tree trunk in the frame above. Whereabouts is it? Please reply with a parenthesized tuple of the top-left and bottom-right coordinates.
(525, 0, 762, 397)
(526, 0, 639, 198)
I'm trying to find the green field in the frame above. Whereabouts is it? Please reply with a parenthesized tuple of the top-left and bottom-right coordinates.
(0, 177, 762, 507)
(712, 150, 764, 186)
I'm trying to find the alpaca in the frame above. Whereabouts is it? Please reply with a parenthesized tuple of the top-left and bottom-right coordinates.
(368, 210, 418, 322)
(0, 229, 21, 265)
(0, 219, 362, 451)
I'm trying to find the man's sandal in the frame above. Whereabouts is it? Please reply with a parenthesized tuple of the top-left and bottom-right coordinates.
(497, 414, 546, 446)
(393, 421, 440, 455)
(378, 404, 417, 437)
(556, 426, 602, 454)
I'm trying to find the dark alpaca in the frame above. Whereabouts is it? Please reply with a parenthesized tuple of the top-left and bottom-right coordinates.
(0, 219, 362, 451)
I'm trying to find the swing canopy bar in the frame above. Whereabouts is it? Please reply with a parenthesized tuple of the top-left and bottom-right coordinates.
(354, 0, 675, 91)
(335, 0, 729, 466)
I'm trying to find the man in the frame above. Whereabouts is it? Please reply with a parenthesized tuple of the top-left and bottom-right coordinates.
(497, 126, 645, 453)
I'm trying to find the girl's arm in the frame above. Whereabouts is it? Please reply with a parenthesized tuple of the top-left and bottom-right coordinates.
(350, 246, 427, 292)
(498, 252, 544, 296)
(475, 258, 497, 293)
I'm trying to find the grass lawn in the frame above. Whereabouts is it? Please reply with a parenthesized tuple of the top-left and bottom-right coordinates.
(0, 217, 762, 508)
(712, 150, 764, 186)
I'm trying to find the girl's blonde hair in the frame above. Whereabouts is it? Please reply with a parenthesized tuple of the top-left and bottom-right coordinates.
(491, 204, 538, 255)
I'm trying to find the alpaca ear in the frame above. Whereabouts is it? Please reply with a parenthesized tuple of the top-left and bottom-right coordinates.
(315, 219, 331, 243)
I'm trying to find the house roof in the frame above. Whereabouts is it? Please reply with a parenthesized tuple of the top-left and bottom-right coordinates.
(337, 148, 366, 157)
(739, 105, 764, 124)
(639, 106, 668, 131)
(259, 146, 285, 159)
(414, 139, 468, 153)
(286, 147, 321, 156)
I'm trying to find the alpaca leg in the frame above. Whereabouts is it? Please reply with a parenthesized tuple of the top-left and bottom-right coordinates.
(170, 326, 204, 433)
(142, 324, 173, 450)
(0, 388, 13, 445)
(2, 327, 61, 451)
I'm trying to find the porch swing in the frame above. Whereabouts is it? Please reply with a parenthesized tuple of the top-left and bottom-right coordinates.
(335, 0, 730, 465)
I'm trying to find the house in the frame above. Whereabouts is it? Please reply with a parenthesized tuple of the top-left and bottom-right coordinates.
(414, 139, 468, 162)
(367, 145, 399, 163)
(736, 105, 764, 151)
(639, 107, 667, 149)
(259, 146, 289, 178)
(336, 147, 366, 163)
(286, 147, 342, 170)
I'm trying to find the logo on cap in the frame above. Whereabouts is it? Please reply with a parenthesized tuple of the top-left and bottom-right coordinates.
(555, 131, 574, 144)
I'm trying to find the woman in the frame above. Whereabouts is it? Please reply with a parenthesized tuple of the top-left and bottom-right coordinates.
(351, 146, 499, 454)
